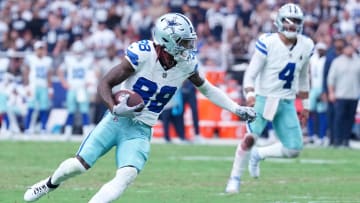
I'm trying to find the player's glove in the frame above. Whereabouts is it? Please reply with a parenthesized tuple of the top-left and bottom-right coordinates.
(112, 94, 144, 117)
(235, 106, 256, 122)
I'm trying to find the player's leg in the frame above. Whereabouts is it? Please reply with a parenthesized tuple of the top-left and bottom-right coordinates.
(160, 109, 172, 142)
(89, 117, 151, 202)
(24, 112, 118, 202)
(225, 96, 267, 193)
(24, 97, 36, 134)
(64, 90, 76, 136)
(249, 99, 303, 178)
(38, 87, 50, 133)
(79, 100, 91, 136)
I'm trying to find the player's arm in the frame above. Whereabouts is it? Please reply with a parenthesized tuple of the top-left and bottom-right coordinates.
(47, 61, 54, 96)
(297, 60, 310, 104)
(188, 72, 256, 121)
(297, 58, 311, 127)
(97, 59, 135, 111)
(243, 50, 266, 106)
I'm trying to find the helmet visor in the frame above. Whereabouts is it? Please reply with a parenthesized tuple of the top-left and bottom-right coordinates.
(282, 17, 302, 32)
(179, 38, 196, 50)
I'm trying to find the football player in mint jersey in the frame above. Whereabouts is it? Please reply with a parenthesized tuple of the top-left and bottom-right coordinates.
(225, 3, 314, 193)
(24, 13, 256, 202)
(23, 41, 53, 135)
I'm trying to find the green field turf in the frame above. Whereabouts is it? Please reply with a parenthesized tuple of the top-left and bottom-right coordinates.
(1, 141, 360, 203)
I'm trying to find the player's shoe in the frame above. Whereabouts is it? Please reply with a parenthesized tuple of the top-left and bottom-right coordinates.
(24, 177, 53, 202)
(248, 147, 261, 178)
(225, 176, 240, 193)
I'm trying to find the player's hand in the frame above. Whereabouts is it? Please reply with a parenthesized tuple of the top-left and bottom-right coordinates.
(112, 94, 144, 117)
(299, 109, 309, 127)
(246, 96, 256, 107)
(235, 106, 256, 122)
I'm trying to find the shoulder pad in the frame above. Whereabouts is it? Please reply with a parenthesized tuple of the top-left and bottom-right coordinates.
(125, 40, 153, 67)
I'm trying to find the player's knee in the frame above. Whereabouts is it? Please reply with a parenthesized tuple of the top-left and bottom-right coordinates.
(241, 134, 256, 151)
(282, 148, 301, 158)
(115, 166, 138, 183)
(61, 157, 87, 177)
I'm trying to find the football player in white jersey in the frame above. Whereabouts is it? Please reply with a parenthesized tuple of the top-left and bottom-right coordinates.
(23, 41, 54, 134)
(24, 13, 256, 202)
(225, 3, 314, 193)
(0, 57, 10, 133)
(58, 40, 93, 137)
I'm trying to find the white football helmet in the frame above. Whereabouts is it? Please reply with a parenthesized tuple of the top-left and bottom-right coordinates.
(153, 13, 197, 61)
(274, 3, 304, 39)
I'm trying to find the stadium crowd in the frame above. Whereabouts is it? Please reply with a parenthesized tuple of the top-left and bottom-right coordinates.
(0, 0, 359, 147)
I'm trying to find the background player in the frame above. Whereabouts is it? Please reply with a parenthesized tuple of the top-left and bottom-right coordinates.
(24, 13, 256, 202)
(23, 41, 54, 134)
(58, 40, 93, 137)
(225, 3, 314, 193)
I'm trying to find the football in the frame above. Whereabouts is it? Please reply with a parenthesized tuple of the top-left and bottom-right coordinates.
(113, 89, 144, 112)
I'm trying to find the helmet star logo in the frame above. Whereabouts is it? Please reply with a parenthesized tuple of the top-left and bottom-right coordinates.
(164, 17, 182, 34)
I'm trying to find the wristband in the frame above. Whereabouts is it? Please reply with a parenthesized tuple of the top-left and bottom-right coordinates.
(245, 91, 256, 100)
(302, 98, 309, 110)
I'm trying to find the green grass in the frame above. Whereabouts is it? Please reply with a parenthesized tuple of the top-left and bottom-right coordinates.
(1, 141, 360, 203)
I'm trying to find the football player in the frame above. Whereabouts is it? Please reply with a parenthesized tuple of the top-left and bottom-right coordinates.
(57, 40, 93, 137)
(24, 13, 256, 202)
(0, 56, 10, 134)
(23, 41, 54, 134)
(225, 3, 314, 193)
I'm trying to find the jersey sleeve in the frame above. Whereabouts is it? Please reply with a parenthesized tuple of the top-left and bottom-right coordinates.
(125, 40, 152, 71)
(255, 33, 270, 56)
(298, 37, 314, 92)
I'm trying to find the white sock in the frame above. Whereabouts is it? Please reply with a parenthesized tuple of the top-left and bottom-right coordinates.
(51, 157, 87, 185)
(257, 142, 284, 159)
(89, 166, 138, 203)
(229, 142, 250, 178)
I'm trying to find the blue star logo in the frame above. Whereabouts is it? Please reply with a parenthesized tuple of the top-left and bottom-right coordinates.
(164, 17, 182, 34)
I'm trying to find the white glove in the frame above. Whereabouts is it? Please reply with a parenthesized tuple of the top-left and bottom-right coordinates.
(235, 106, 256, 122)
(112, 94, 144, 117)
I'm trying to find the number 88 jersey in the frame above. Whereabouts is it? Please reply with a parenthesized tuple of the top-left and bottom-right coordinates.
(122, 40, 198, 126)
(254, 33, 314, 99)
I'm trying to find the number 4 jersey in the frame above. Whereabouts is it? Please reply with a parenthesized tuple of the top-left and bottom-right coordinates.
(247, 33, 314, 99)
(122, 40, 198, 126)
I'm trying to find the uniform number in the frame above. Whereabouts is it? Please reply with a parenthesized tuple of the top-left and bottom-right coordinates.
(132, 77, 177, 113)
(138, 40, 151, 52)
(278, 63, 295, 89)
(36, 67, 47, 78)
(73, 68, 85, 79)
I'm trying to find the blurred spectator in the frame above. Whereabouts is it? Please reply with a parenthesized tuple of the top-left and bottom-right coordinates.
(327, 43, 360, 147)
(181, 79, 201, 141)
(42, 12, 68, 57)
(159, 90, 186, 143)
(85, 10, 115, 51)
(322, 37, 345, 146)
(206, 1, 224, 42)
